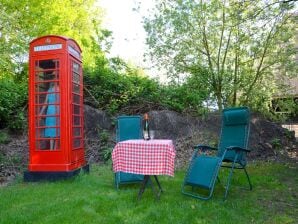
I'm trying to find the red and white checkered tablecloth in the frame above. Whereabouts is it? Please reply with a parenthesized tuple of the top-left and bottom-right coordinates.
(112, 139, 176, 176)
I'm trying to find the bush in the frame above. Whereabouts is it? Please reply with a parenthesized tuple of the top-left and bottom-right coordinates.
(84, 58, 162, 114)
(0, 78, 28, 130)
(84, 57, 211, 115)
(0, 131, 10, 144)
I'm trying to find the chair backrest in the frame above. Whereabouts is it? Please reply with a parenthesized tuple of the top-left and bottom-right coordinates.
(217, 107, 250, 164)
(116, 115, 142, 142)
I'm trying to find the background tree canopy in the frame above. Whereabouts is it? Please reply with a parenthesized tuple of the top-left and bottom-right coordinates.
(144, 0, 297, 112)
(0, 0, 108, 75)
(0, 0, 297, 130)
(0, 0, 109, 129)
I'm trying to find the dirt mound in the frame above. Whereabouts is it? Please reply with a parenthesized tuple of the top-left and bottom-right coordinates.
(0, 131, 28, 185)
(174, 114, 297, 168)
(0, 107, 297, 186)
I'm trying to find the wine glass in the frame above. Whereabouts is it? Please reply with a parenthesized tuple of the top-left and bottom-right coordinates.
(149, 130, 155, 140)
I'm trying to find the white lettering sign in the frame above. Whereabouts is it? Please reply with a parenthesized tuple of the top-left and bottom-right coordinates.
(34, 44, 62, 52)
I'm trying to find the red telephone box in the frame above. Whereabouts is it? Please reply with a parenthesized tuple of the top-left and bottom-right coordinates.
(24, 35, 89, 181)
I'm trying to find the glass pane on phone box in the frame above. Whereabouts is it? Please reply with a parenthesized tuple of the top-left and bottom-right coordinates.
(55, 140, 60, 149)
(37, 117, 45, 127)
(35, 72, 45, 81)
(35, 94, 46, 104)
(56, 116, 60, 125)
(51, 93, 60, 104)
(73, 139, 81, 148)
(73, 116, 80, 125)
(73, 83, 80, 93)
(35, 105, 45, 116)
(73, 62, 80, 73)
(46, 115, 60, 125)
(44, 71, 56, 80)
(44, 105, 60, 116)
(45, 116, 60, 127)
(36, 140, 49, 150)
(36, 128, 45, 138)
(73, 128, 81, 136)
(39, 59, 56, 69)
(35, 83, 47, 93)
(35, 116, 42, 126)
(73, 105, 80, 115)
(43, 127, 60, 137)
(55, 128, 60, 137)
(56, 71, 60, 80)
(73, 94, 80, 104)
(53, 106, 60, 115)
(73, 73, 80, 84)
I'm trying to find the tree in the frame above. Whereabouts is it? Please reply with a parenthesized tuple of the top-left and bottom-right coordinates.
(0, 0, 109, 77)
(144, 0, 297, 111)
(0, 0, 110, 129)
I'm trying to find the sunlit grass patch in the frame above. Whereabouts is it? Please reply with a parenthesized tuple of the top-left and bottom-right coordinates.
(0, 162, 297, 224)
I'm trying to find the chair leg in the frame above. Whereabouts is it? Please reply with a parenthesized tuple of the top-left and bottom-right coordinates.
(224, 162, 237, 200)
(114, 173, 119, 190)
(115, 176, 119, 190)
(244, 167, 252, 190)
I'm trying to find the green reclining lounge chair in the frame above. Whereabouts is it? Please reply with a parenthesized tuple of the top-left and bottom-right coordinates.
(182, 107, 252, 200)
(114, 115, 144, 189)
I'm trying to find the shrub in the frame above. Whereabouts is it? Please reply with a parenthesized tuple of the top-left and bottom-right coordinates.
(0, 131, 10, 144)
(271, 138, 282, 150)
(0, 78, 28, 130)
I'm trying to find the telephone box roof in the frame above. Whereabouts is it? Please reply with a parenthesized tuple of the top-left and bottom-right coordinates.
(30, 35, 82, 52)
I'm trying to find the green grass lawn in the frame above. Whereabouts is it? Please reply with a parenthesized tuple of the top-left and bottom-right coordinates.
(0, 162, 297, 224)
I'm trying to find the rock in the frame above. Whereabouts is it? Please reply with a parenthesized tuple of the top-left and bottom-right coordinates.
(148, 110, 201, 139)
(84, 105, 112, 138)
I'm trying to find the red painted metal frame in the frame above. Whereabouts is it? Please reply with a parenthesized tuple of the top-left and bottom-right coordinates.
(28, 35, 86, 172)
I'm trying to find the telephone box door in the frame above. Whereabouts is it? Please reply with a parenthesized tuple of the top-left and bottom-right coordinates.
(30, 56, 66, 166)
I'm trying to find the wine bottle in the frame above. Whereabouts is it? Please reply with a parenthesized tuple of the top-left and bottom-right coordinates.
(143, 113, 150, 140)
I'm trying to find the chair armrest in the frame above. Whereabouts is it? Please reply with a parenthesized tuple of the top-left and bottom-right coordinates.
(194, 144, 218, 151)
(226, 146, 250, 153)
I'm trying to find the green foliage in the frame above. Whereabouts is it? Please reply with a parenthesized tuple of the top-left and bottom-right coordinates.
(160, 83, 208, 114)
(99, 130, 113, 162)
(0, 131, 10, 144)
(209, 138, 219, 149)
(8, 111, 27, 131)
(85, 56, 212, 115)
(283, 128, 295, 140)
(84, 56, 162, 114)
(100, 130, 110, 144)
(0, 0, 109, 129)
(0, 78, 28, 130)
(271, 138, 282, 150)
(269, 98, 298, 122)
(101, 146, 113, 162)
(1, 0, 296, 127)
(0, 163, 297, 223)
(0, 0, 107, 73)
(144, 0, 297, 112)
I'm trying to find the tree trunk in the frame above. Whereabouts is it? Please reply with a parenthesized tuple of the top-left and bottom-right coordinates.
(215, 86, 223, 112)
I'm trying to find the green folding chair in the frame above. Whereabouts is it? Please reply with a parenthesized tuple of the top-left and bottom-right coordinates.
(114, 115, 144, 189)
(182, 107, 252, 200)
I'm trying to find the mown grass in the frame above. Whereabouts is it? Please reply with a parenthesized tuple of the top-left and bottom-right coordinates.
(0, 162, 297, 224)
